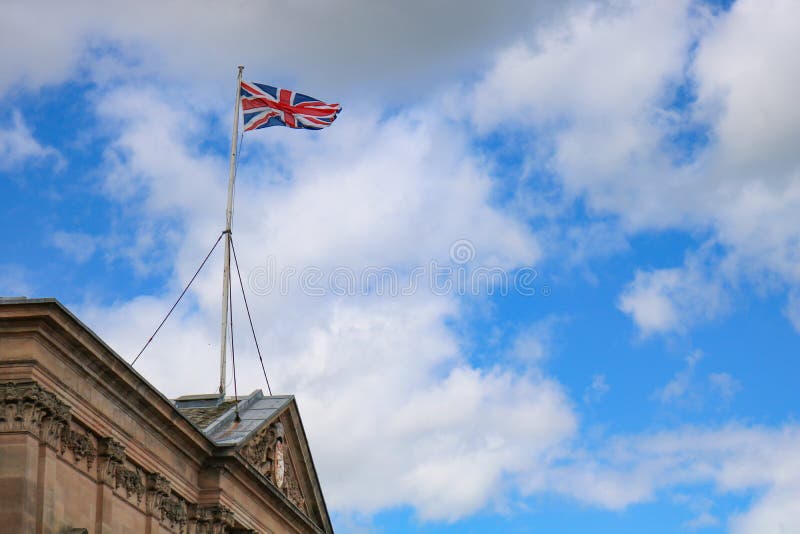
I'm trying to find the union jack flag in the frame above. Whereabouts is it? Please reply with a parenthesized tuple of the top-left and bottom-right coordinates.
(240, 81, 342, 131)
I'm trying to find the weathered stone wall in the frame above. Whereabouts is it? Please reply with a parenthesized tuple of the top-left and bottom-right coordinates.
(0, 380, 194, 533)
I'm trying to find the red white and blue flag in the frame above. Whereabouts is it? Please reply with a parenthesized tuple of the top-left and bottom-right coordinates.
(240, 81, 342, 131)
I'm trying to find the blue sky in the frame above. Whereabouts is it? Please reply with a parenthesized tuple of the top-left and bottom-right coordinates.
(2, 0, 800, 532)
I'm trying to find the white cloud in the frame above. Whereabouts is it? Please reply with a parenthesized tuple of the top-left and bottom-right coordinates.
(657, 350, 704, 404)
(475, 0, 800, 333)
(0, 111, 62, 171)
(693, 0, 800, 188)
(783, 291, 800, 333)
(583, 374, 610, 404)
(0, 2, 89, 93)
(694, 0, 800, 289)
(730, 486, 800, 534)
(51, 231, 99, 264)
(0, 0, 578, 99)
(474, 0, 694, 131)
(472, 0, 701, 230)
(509, 316, 565, 363)
(618, 254, 728, 336)
(83, 290, 578, 520)
(683, 511, 719, 531)
(536, 424, 800, 534)
(652, 350, 740, 407)
(708, 372, 741, 403)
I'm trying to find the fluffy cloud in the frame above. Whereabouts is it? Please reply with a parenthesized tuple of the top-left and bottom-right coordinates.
(617, 253, 728, 335)
(473, 0, 698, 227)
(583, 374, 610, 404)
(475, 0, 800, 333)
(652, 349, 740, 408)
(784, 291, 800, 333)
(0, 2, 88, 93)
(708, 372, 741, 403)
(537, 425, 800, 534)
(51, 230, 99, 263)
(0, 111, 62, 171)
(508, 315, 566, 362)
(0, 0, 578, 99)
(692, 0, 800, 284)
(684, 512, 719, 531)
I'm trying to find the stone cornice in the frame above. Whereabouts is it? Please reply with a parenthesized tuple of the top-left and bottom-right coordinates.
(0, 301, 214, 462)
(205, 449, 326, 534)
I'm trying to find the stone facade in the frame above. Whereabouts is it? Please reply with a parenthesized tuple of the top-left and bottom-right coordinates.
(0, 298, 332, 533)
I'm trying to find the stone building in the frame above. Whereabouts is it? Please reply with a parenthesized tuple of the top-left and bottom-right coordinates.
(0, 298, 332, 533)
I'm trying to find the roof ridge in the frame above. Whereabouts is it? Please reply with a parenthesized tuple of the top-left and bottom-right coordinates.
(203, 389, 264, 436)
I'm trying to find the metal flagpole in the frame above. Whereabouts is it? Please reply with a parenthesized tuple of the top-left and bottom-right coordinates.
(219, 65, 244, 395)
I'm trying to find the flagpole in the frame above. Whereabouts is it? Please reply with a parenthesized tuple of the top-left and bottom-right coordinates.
(219, 65, 244, 395)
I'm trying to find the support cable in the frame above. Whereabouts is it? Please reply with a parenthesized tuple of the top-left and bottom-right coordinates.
(230, 235, 273, 395)
(131, 231, 225, 366)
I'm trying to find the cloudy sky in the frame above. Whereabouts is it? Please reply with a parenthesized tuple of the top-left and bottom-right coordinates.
(2, 0, 799, 531)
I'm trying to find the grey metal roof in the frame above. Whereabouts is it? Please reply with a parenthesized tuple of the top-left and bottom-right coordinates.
(175, 390, 293, 447)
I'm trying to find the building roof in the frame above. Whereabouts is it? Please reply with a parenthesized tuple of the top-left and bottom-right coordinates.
(175, 399, 239, 430)
(174, 390, 293, 446)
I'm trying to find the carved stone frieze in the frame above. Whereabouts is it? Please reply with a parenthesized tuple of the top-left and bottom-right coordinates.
(161, 494, 188, 532)
(146, 472, 189, 533)
(97, 437, 126, 485)
(115, 465, 145, 504)
(283, 449, 307, 513)
(98, 436, 125, 461)
(41, 412, 70, 450)
(188, 504, 234, 534)
(239, 420, 307, 513)
(149, 472, 171, 495)
(239, 422, 283, 477)
(60, 427, 97, 469)
(145, 472, 171, 516)
(0, 380, 71, 448)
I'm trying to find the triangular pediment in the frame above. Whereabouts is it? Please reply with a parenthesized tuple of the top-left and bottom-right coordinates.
(174, 390, 331, 532)
(233, 396, 330, 532)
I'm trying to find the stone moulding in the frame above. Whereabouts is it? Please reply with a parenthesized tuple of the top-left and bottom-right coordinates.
(115, 465, 146, 504)
(148, 472, 171, 496)
(145, 472, 171, 517)
(97, 436, 126, 486)
(61, 427, 97, 469)
(161, 493, 188, 531)
(146, 471, 190, 532)
(0, 380, 71, 448)
(188, 504, 235, 534)
(1, 380, 99, 471)
(0, 380, 265, 533)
